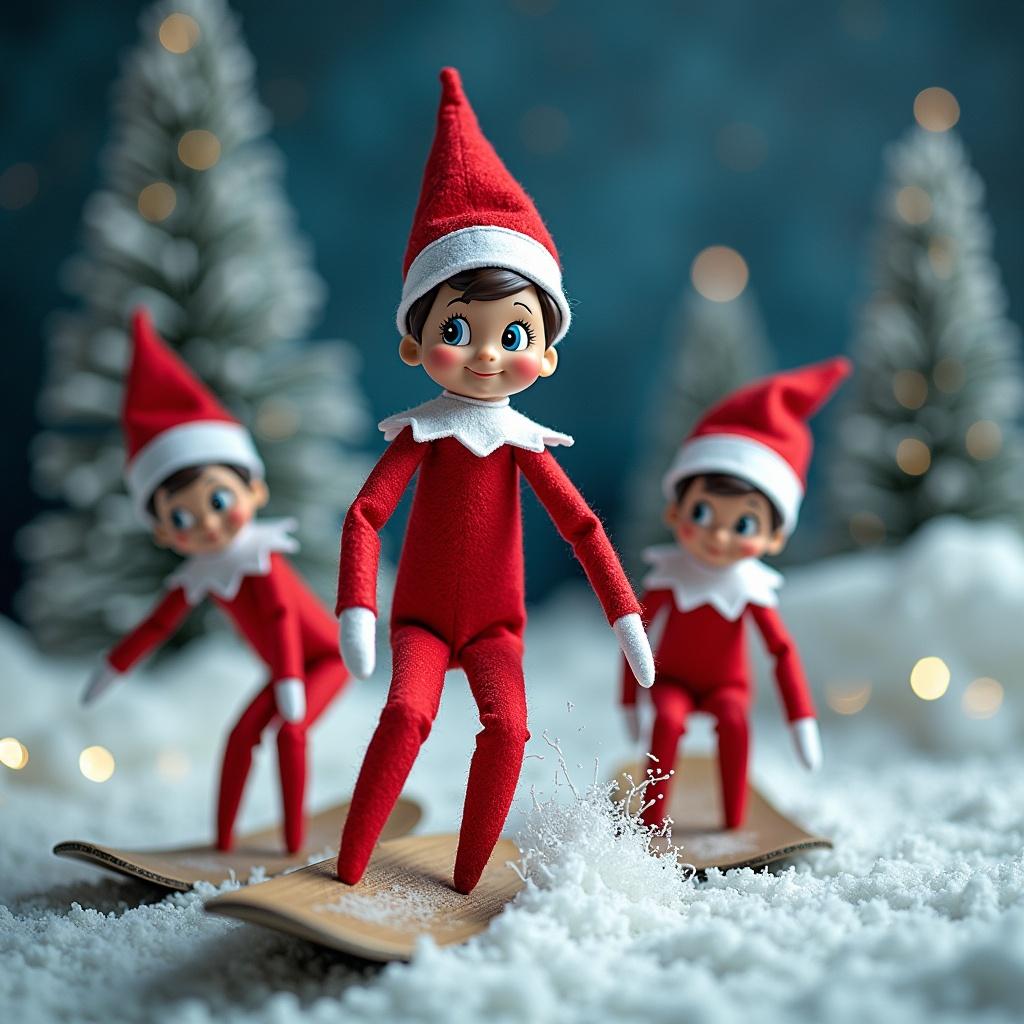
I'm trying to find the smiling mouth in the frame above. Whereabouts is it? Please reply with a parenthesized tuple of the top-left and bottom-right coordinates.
(466, 368, 503, 377)
(702, 543, 725, 557)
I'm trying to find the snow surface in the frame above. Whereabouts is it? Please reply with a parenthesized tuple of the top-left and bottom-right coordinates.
(2, 517, 1023, 1023)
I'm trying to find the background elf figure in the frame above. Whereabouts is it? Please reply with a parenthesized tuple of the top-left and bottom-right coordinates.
(82, 309, 350, 854)
(334, 68, 655, 895)
(623, 359, 850, 830)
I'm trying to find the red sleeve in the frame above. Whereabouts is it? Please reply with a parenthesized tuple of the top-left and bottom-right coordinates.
(248, 557, 304, 682)
(515, 447, 640, 626)
(336, 428, 428, 616)
(106, 588, 191, 673)
(748, 604, 815, 722)
(621, 589, 671, 706)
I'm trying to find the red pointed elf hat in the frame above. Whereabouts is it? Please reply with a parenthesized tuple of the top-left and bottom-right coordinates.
(396, 67, 571, 344)
(123, 307, 263, 520)
(662, 357, 852, 533)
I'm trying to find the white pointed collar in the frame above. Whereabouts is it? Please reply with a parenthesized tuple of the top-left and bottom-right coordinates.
(642, 543, 783, 621)
(166, 518, 300, 605)
(378, 390, 574, 457)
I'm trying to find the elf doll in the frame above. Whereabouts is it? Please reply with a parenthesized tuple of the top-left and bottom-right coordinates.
(622, 359, 850, 831)
(81, 308, 350, 854)
(334, 67, 655, 895)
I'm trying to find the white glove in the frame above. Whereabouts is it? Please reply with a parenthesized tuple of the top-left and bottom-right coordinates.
(613, 612, 655, 689)
(623, 704, 641, 744)
(81, 661, 123, 707)
(339, 606, 376, 679)
(791, 717, 823, 771)
(274, 678, 306, 723)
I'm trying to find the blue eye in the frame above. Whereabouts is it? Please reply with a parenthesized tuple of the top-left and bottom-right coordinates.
(441, 316, 471, 346)
(210, 487, 236, 512)
(735, 514, 759, 537)
(502, 322, 532, 351)
(170, 508, 195, 530)
(691, 501, 713, 526)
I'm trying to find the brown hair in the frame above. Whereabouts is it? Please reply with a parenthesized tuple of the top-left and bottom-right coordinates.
(405, 267, 562, 347)
(674, 473, 783, 532)
(146, 464, 252, 519)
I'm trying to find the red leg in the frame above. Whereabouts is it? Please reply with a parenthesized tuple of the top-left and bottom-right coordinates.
(216, 685, 277, 851)
(702, 688, 750, 829)
(276, 653, 349, 853)
(336, 625, 450, 885)
(642, 681, 695, 828)
(453, 630, 529, 894)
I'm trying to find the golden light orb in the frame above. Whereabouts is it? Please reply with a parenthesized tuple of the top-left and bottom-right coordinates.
(962, 677, 1003, 720)
(910, 656, 951, 701)
(0, 737, 29, 770)
(159, 13, 201, 54)
(826, 681, 872, 715)
(966, 420, 1002, 461)
(178, 130, 221, 171)
(914, 87, 960, 133)
(895, 185, 932, 225)
(137, 182, 177, 222)
(928, 236, 956, 279)
(896, 437, 931, 476)
(892, 369, 928, 410)
(849, 511, 886, 546)
(691, 246, 749, 303)
(79, 745, 116, 783)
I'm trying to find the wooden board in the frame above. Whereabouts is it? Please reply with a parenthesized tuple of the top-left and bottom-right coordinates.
(205, 834, 524, 962)
(53, 797, 422, 892)
(612, 755, 831, 873)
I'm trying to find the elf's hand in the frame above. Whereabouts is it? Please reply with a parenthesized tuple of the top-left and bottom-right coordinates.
(339, 607, 376, 679)
(791, 717, 823, 771)
(622, 704, 641, 745)
(81, 661, 123, 707)
(274, 678, 306, 723)
(613, 613, 655, 689)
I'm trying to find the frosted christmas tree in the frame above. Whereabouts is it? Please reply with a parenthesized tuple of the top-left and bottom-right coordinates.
(831, 126, 1024, 547)
(18, 0, 370, 653)
(620, 287, 773, 577)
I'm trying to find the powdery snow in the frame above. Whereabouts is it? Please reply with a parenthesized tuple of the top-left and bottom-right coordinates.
(2, 517, 1023, 1023)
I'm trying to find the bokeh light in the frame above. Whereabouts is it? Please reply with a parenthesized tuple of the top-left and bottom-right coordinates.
(79, 745, 116, 783)
(913, 87, 960, 132)
(691, 246, 749, 302)
(910, 656, 950, 701)
(965, 420, 1001, 461)
(0, 737, 29, 770)
(178, 130, 221, 171)
(928, 236, 956, 279)
(156, 748, 191, 781)
(892, 369, 928, 410)
(895, 185, 932, 225)
(962, 677, 1003, 719)
(849, 510, 886, 546)
(159, 13, 201, 54)
(137, 182, 177, 222)
(896, 437, 931, 476)
(826, 681, 872, 715)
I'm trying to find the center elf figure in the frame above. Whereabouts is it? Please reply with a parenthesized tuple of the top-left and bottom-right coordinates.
(81, 309, 349, 854)
(335, 68, 655, 894)
(622, 359, 850, 831)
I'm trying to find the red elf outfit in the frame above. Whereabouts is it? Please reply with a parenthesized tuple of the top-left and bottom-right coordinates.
(86, 309, 349, 853)
(622, 359, 850, 830)
(334, 68, 653, 895)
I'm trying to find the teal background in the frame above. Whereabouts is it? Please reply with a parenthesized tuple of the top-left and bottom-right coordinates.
(2, 0, 1023, 619)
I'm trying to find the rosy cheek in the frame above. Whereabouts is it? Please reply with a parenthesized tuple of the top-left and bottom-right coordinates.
(426, 345, 463, 371)
(739, 540, 761, 557)
(505, 354, 540, 385)
(175, 532, 191, 546)
(679, 523, 696, 540)
(228, 507, 247, 528)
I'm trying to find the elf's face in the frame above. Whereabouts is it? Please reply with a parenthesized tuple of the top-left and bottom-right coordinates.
(151, 466, 269, 556)
(666, 477, 785, 568)
(399, 283, 558, 401)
